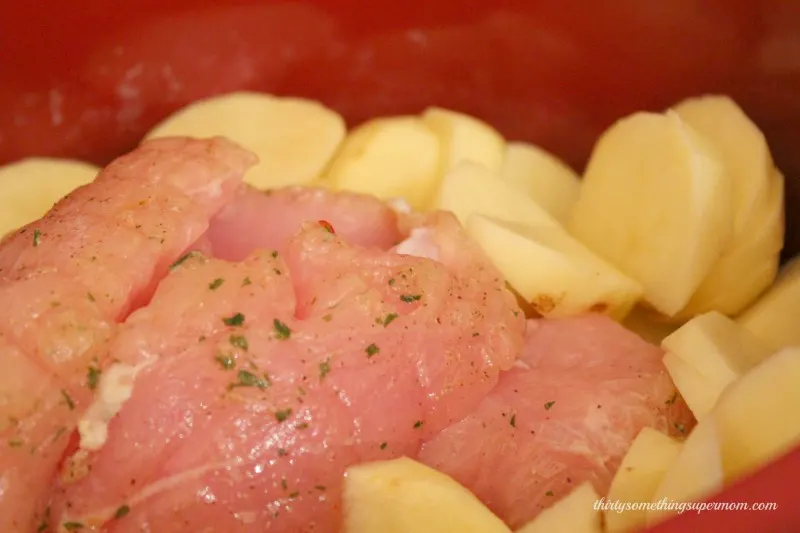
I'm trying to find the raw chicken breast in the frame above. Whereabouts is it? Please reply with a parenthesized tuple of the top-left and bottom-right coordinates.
(47, 212, 524, 531)
(419, 314, 694, 529)
(0, 137, 255, 533)
(202, 185, 403, 261)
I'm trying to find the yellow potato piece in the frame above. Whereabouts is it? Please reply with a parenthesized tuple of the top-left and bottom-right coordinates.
(145, 91, 345, 189)
(605, 428, 683, 533)
(660, 311, 773, 417)
(0, 158, 99, 236)
(324, 116, 439, 210)
(568, 111, 734, 316)
(515, 482, 601, 533)
(621, 307, 678, 344)
(712, 346, 800, 481)
(662, 351, 724, 418)
(433, 161, 561, 230)
(737, 256, 800, 351)
(647, 419, 724, 526)
(466, 215, 643, 320)
(500, 141, 581, 223)
(344, 457, 511, 533)
(422, 107, 506, 180)
(677, 163, 785, 318)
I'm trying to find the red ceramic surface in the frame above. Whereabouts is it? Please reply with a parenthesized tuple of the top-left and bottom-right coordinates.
(1, 1, 798, 531)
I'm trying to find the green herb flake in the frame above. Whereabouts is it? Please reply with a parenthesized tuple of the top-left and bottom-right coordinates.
(509, 414, 516, 428)
(33, 229, 41, 247)
(61, 389, 75, 410)
(319, 359, 331, 379)
(277, 448, 289, 457)
(209, 278, 224, 290)
(281, 478, 288, 490)
(170, 251, 196, 270)
(295, 422, 309, 430)
(513, 310, 520, 317)
(400, 294, 421, 303)
(87, 292, 96, 302)
(315, 485, 326, 491)
(215, 354, 235, 370)
(544, 401, 555, 411)
(275, 408, 293, 423)
(388, 278, 396, 286)
(63, 523, 85, 531)
(288, 491, 300, 499)
(87, 366, 101, 390)
(273, 319, 291, 339)
(231, 369, 270, 390)
(413, 420, 423, 429)
(322, 314, 333, 322)
(271, 250, 279, 258)
(365, 343, 380, 358)
(545, 490, 554, 497)
(229, 334, 249, 351)
(242, 276, 252, 286)
(380, 442, 387, 450)
(674, 423, 686, 434)
(382, 313, 398, 327)
(223, 312, 245, 327)
(665, 392, 677, 405)
(114, 504, 131, 519)
(8, 439, 23, 448)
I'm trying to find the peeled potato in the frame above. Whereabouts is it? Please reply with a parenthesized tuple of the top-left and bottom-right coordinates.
(500, 141, 581, 223)
(516, 482, 601, 533)
(662, 351, 724, 418)
(422, 107, 505, 180)
(433, 161, 561, 230)
(145, 91, 346, 189)
(712, 346, 800, 481)
(325, 116, 439, 209)
(647, 419, 724, 526)
(0, 158, 100, 236)
(466, 215, 643, 320)
(737, 256, 800, 351)
(568, 111, 733, 316)
(344, 457, 511, 533)
(605, 428, 683, 533)
(660, 311, 772, 417)
(677, 164, 785, 318)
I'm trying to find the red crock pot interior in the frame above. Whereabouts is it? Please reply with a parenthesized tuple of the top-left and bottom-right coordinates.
(1, 1, 798, 531)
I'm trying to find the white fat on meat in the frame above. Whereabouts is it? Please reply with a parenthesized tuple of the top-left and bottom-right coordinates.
(393, 227, 441, 261)
(77, 360, 152, 451)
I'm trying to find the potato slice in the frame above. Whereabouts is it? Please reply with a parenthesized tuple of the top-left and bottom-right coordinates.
(621, 307, 678, 345)
(647, 419, 724, 526)
(660, 311, 773, 416)
(0, 158, 99, 236)
(433, 161, 561, 230)
(662, 351, 724, 418)
(145, 91, 345, 189)
(712, 346, 800, 481)
(466, 214, 643, 320)
(344, 457, 511, 533)
(422, 107, 505, 179)
(677, 165, 784, 317)
(500, 141, 581, 223)
(737, 256, 800, 351)
(516, 482, 601, 533)
(605, 428, 683, 533)
(324, 116, 439, 210)
(567, 111, 733, 316)
(671, 95, 773, 236)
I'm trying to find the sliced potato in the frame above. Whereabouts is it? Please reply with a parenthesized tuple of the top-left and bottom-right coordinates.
(0, 158, 100, 236)
(325, 116, 439, 209)
(671, 95, 773, 236)
(516, 482, 601, 533)
(605, 428, 683, 533)
(712, 346, 800, 481)
(621, 307, 678, 345)
(568, 111, 733, 316)
(660, 311, 773, 416)
(678, 166, 784, 317)
(662, 351, 724, 418)
(647, 419, 724, 526)
(500, 141, 581, 222)
(737, 256, 800, 351)
(145, 91, 346, 189)
(344, 456, 511, 533)
(422, 107, 505, 180)
(433, 161, 561, 230)
(466, 215, 643, 320)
